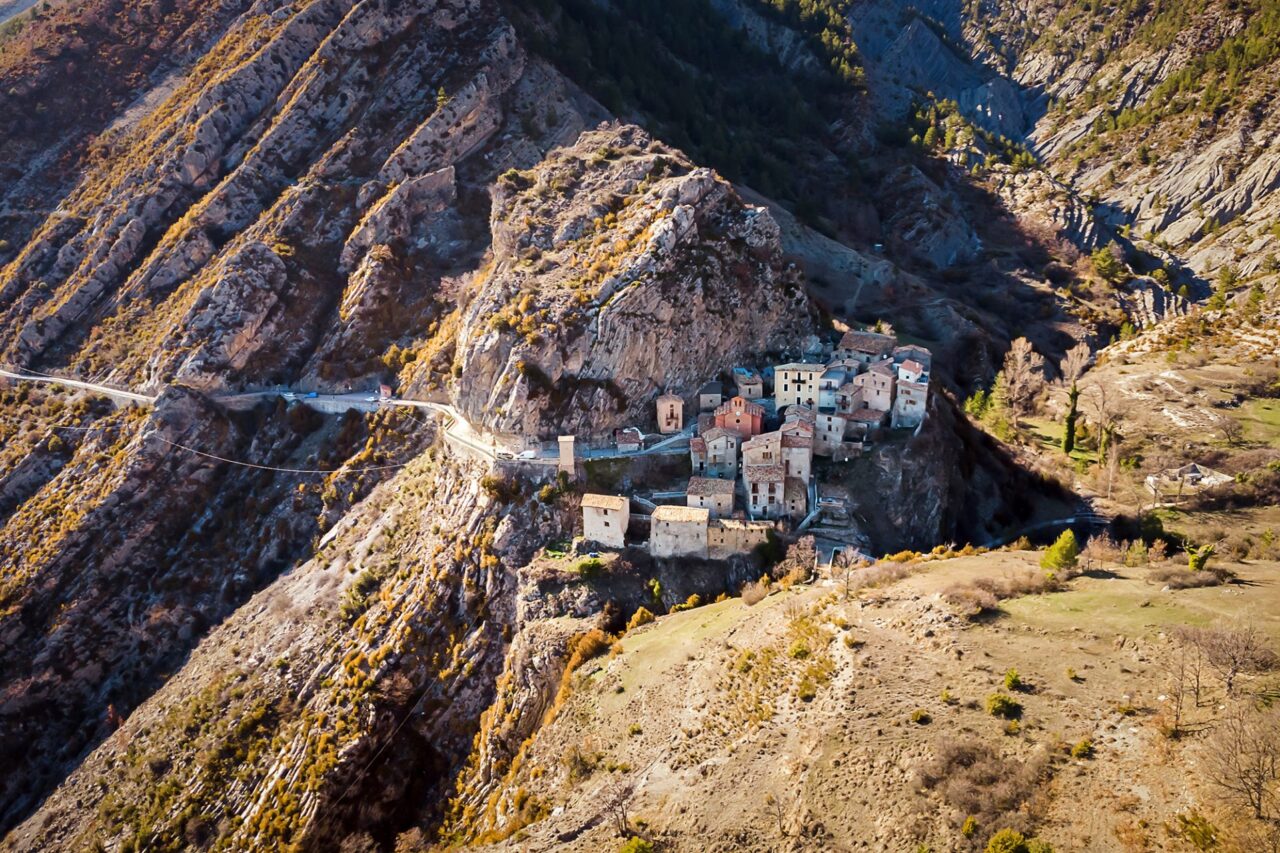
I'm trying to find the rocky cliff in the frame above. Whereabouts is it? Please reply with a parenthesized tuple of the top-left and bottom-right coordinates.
(453, 125, 811, 438)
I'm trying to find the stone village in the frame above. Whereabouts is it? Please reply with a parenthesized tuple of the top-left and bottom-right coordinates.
(579, 327, 931, 560)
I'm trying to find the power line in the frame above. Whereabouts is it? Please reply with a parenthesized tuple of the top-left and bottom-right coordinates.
(150, 435, 413, 475)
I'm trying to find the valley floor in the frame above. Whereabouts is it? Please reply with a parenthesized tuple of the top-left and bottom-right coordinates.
(469, 552, 1280, 852)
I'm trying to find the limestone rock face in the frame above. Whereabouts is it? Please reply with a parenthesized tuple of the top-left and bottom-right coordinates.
(877, 165, 981, 270)
(454, 124, 812, 438)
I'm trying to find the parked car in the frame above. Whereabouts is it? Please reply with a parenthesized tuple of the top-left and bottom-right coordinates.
(304, 392, 318, 399)
(496, 450, 515, 460)
(517, 449, 538, 460)
(364, 395, 379, 403)
(282, 392, 297, 400)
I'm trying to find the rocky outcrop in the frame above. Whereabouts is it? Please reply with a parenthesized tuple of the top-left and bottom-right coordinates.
(454, 124, 812, 438)
(878, 165, 981, 270)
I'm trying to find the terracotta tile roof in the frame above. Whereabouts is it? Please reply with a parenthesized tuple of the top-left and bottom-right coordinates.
(716, 396, 765, 417)
(782, 434, 812, 448)
(653, 505, 710, 523)
(582, 494, 628, 511)
(687, 477, 735, 496)
(869, 360, 896, 376)
(839, 330, 896, 355)
(689, 437, 707, 453)
(848, 409, 886, 423)
(702, 427, 737, 444)
(744, 463, 784, 483)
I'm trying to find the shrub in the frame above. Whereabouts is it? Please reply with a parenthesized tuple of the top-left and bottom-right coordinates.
(566, 629, 612, 674)
(628, 723, 642, 736)
(962, 816, 978, 837)
(618, 839, 653, 853)
(626, 607, 655, 631)
(741, 580, 768, 605)
(985, 693, 1022, 719)
(1040, 530, 1079, 572)
(1070, 738, 1094, 759)
(911, 709, 932, 725)
(1003, 669, 1022, 691)
(1147, 565, 1231, 589)
(670, 594, 702, 613)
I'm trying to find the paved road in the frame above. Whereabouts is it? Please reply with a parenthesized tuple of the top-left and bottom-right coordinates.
(1, 367, 692, 466)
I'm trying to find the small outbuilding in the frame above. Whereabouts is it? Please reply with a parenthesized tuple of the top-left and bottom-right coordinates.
(582, 493, 629, 549)
(686, 476, 735, 518)
(651, 505, 709, 558)
(657, 393, 684, 435)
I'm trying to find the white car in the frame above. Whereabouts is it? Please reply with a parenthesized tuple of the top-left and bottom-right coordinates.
(517, 450, 538, 460)
(282, 391, 297, 400)
(364, 395, 379, 403)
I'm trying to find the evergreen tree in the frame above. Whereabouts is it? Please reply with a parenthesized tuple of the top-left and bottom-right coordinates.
(1062, 384, 1080, 455)
(1041, 529, 1080, 572)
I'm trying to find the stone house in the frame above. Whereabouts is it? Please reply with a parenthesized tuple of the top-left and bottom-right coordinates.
(781, 433, 812, 485)
(651, 505, 710, 558)
(774, 363, 823, 410)
(784, 477, 808, 520)
(813, 409, 847, 457)
(741, 430, 781, 467)
(731, 366, 764, 400)
(686, 476, 735, 518)
(897, 359, 927, 384)
(582, 494, 629, 549)
(853, 361, 896, 412)
(698, 381, 724, 412)
(835, 382, 864, 415)
(702, 427, 739, 478)
(892, 378, 928, 429)
(614, 427, 643, 453)
(708, 518, 774, 559)
(689, 436, 708, 475)
(657, 393, 684, 434)
(714, 396, 765, 438)
(893, 344, 932, 372)
(846, 408, 886, 438)
(744, 463, 784, 519)
(835, 330, 896, 365)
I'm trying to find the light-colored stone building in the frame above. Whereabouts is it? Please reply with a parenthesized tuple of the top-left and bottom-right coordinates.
(657, 393, 684, 434)
(744, 462, 784, 519)
(853, 360, 895, 412)
(731, 366, 764, 400)
(835, 330, 896, 365)
(774, 363, 823, 410)
(615, 427, 643, 453)
(892, 378, 928, 429)
(814, 410, 847, 457)
(582, 493, 628, 549)
(708, 518, 774, 558)
(651, 505, 710, 558)
(741, 430, 781, 467)
(701, 427, 739, 478)
(781, 433, 812, 485)
(687, 476, 735, 517)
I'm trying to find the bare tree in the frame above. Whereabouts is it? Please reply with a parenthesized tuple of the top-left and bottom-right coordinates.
(1060, 342, 1091, 387)
(1220, 417, 1245, 446)
(1200, 624, 1279, 696)
(1087, 383, 1128, 453)
(602, 778, 635, 837)
(1001, 337, 1047, 416)
(1203, 702, 1280, 820)
(1172, 627, 1209, 706)
(763, 792, 789, 838)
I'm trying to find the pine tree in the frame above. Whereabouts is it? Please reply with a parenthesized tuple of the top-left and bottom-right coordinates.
(1062, 385, 1079, 455)
(1041, 529, 1079, 572)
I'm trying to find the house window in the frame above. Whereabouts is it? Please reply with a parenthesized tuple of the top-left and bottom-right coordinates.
(604, 521, 611, 528)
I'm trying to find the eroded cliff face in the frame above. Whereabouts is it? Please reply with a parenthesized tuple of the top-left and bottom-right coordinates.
(453, 124, 812, 438)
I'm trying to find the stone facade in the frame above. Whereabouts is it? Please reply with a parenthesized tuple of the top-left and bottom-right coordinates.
(731, 367, 764, 399)
(651, 505, 710, 558)
(834, 330, 896, 364)
(687, 476, 734, 518)
(657, 394, 684, 434)
(698, 381, 723, 412)
(708, 518, 774, 558)
(582, 493, 628, 548)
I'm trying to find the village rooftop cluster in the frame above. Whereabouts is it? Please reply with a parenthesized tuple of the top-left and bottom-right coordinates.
(582, 328, 932, 560)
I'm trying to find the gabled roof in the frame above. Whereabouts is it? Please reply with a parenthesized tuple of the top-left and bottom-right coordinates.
(742, 431, 781, 452)
(899, 359, 926, 376)
(702, 427, 738, 444)
(848, 409, 886, 423)
(653, 505, 710, 524)
(687, 477, 735, 496)
(838, 330, 897, 355)
(699, 380, 723, 395)
(869, 360, 896, 376)
(775, 362, 825, 373)
(657, 393, 683, 404)
(583, 494, 628, 511)
(716, 396, 765, 417)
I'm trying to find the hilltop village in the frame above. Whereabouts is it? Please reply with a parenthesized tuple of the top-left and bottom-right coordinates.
(581, 328, 932, 559)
